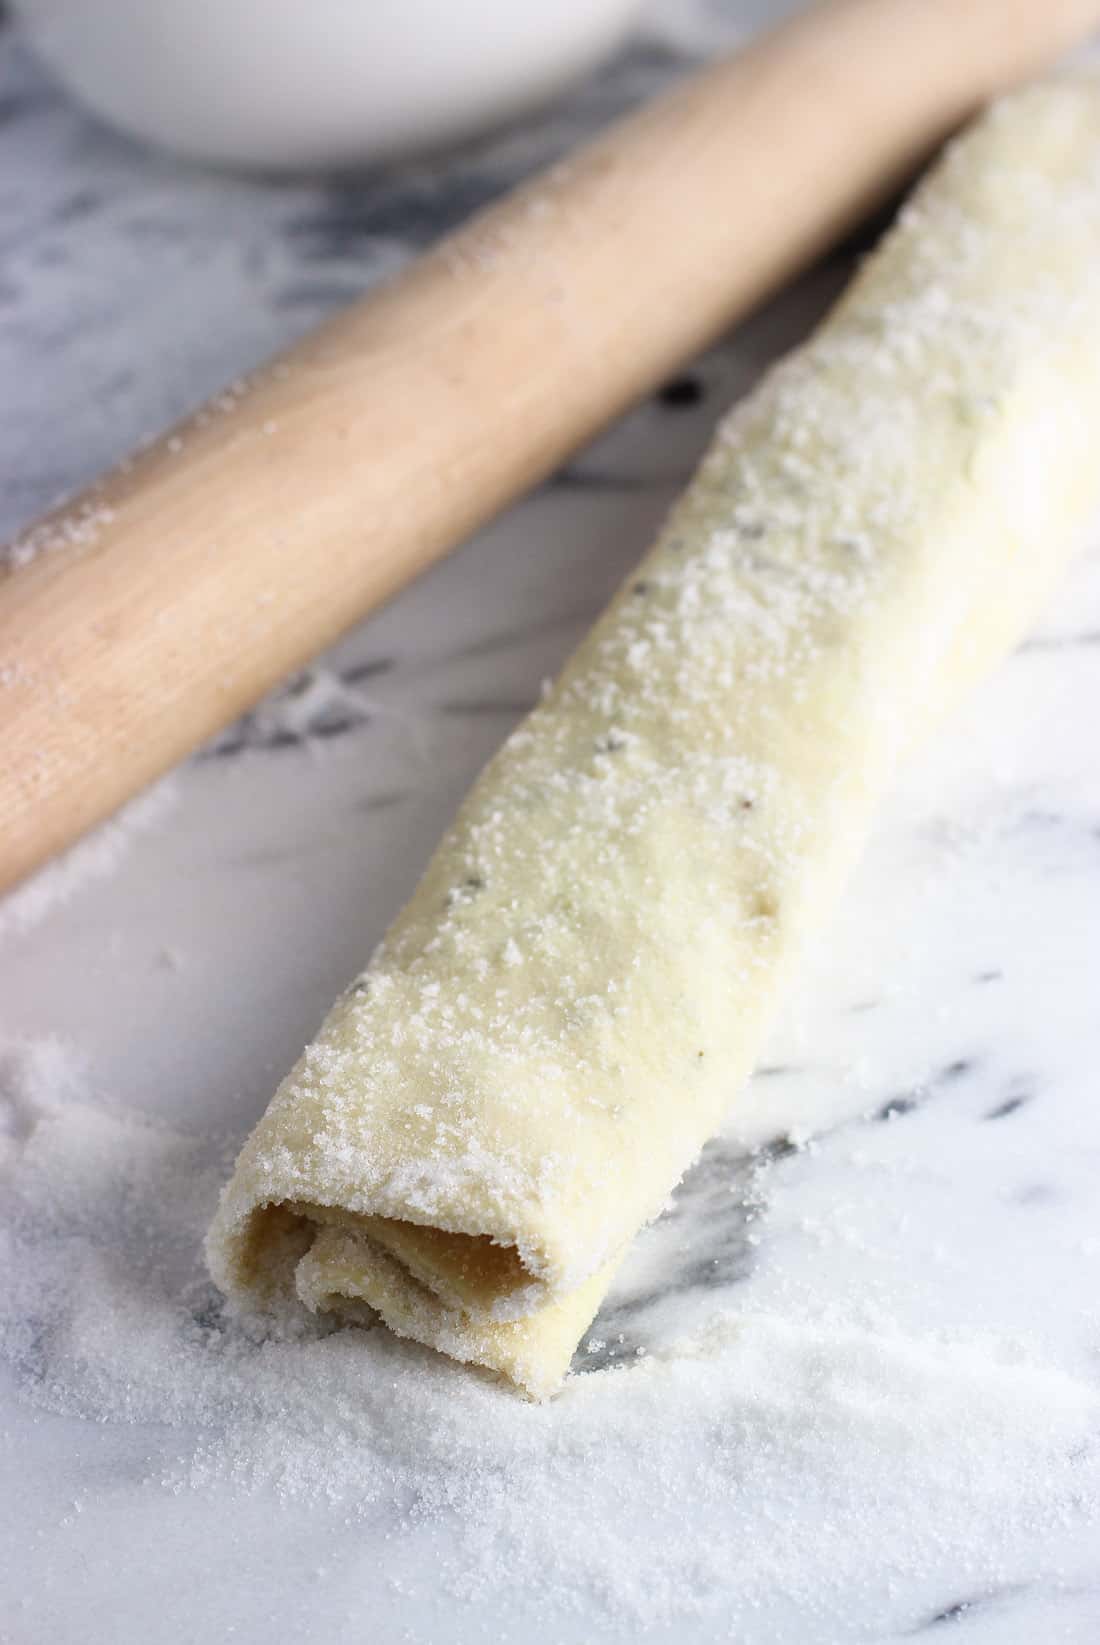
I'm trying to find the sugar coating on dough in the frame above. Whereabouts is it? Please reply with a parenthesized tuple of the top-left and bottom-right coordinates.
(207, 75, 1100, 1397)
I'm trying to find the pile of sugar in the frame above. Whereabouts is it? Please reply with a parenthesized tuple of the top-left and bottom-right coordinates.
(2, 1038, 1098, 1635)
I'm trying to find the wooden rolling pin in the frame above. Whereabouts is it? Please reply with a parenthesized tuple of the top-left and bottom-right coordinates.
(2, 0, 1098, 897)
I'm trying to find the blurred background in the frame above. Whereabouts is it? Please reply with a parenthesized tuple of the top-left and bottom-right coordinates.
(0, 0, 798, 539)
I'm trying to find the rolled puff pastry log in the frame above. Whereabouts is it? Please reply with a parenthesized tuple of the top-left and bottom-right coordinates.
(207, 77, 1100, 1398)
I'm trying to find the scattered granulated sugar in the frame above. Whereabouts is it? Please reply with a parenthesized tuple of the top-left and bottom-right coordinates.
(0, 778, 177, 941)
(2, 1039, 1097, 1635)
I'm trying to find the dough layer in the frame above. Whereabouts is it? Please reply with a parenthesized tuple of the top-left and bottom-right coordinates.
(208, 76, 1100, 1397)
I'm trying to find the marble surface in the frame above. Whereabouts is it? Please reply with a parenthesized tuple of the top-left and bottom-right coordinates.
(3, 5, 1100, 1643)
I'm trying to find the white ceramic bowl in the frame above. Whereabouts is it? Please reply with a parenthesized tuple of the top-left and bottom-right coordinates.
(13, 0, 643, 171)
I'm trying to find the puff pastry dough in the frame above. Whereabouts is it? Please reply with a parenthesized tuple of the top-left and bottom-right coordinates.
(208, 77, 1100, 1397)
